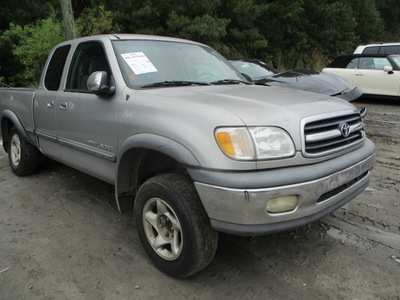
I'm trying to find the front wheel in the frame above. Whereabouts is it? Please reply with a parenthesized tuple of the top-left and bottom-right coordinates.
(8, 127, 41, 176)
(134, 173, 218, 278)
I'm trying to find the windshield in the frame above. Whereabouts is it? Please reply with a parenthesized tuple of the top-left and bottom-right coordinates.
(390, 55, 400, 68)
(113, 40, 247, 88)
(229, 60, 278, 79)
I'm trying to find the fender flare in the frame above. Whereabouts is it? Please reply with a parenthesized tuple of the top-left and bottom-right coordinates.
(115, 133, 200, 196)
(1, 110, 32, 151)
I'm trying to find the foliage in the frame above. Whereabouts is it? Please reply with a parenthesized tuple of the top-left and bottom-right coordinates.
(0, 5, 119, 86)
(350, 0, 384, 43)
(255, 0, 359, 69)
(0, 66, 5, 87)
(1, 14, 65, 87)
(375, 0, 400, 41)
(0, 0, 57, 34)
(220, 0, 269, 58)
(0, 0, 399, 86)
(75, 5, 120, 37)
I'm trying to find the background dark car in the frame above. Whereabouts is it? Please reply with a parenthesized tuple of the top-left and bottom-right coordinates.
(229, 58, 362, 101)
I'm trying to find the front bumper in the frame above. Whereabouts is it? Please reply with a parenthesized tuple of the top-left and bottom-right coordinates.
(190, 139, 375, 236)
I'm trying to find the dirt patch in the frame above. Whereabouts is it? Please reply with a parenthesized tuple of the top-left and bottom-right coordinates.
(0, 97, 399, 299)
(331, 99, 400, 235)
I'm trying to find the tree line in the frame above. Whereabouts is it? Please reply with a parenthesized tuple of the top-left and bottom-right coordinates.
(0, 0, 399, 87)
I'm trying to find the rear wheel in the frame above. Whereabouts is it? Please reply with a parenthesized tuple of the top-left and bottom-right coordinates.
(8, 127, 40, 176)
(134, 173, 218, 278)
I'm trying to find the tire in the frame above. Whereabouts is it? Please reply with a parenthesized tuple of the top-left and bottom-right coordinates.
(8, 126, 41, 176)
(134, 173, 218, 278)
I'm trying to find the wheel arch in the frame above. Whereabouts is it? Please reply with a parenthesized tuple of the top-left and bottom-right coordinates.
(114, 133, 200, 212)
(1, 110, 30, 152)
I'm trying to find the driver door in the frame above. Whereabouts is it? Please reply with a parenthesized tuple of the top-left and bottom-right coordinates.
(354, 57, 400, 96)
(55, 41, 118, 183)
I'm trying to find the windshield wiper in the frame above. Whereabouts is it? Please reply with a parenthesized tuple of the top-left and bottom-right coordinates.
(210, 79, 253, 85)
(140, 80, 210, 88)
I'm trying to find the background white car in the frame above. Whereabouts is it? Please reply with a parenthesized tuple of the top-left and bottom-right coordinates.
(354, 42, 400, 55)
(322, 54, 400, 98)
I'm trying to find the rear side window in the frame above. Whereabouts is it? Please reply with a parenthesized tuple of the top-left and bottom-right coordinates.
(362, 46, 379, 54)
(44, 45, 71, 91)
(380, 46, 400, 55)
(362, 45, 400, 55)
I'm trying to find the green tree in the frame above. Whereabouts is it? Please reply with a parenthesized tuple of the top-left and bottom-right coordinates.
(0, 0, 398, 85)
(0, 4, 119, 86)
(166, 11, 230, 50)
(75, 5, 121, 37)
(375, 0, 400, 41)
(0, 66, 6, 87)
(304, 1, 358, 60)
(258, 0, 309, 68)
(94, 0, 232, 50)
(220, 0, 269, 58)
(1, 14, 65, 87)
(0, 0, 58, 34)
(350, 0, 384, 43)
(257, 0, 359, 69)
(0, 0, 60, 84)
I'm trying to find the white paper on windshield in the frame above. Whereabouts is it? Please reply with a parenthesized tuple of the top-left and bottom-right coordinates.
(121, 52, 158, 75)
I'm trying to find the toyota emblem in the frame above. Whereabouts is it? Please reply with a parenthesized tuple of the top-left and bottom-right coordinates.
(340, 122, 350, 137)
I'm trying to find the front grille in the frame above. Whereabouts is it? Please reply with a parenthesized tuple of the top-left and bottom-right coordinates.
(303, 112, 365, 157)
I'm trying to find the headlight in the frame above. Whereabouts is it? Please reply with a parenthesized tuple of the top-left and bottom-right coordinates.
(215, 127, 295, 160)
(249, 127, 295, 159)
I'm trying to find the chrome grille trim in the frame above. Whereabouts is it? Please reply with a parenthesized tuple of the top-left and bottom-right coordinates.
(302, 110, 365, 157)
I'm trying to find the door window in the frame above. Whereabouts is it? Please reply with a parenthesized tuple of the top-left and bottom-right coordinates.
(359, 57, 390, 70)
(346, 58, 359, 69)
(373, 58, 391, 70)
(65, 42, 110, 92)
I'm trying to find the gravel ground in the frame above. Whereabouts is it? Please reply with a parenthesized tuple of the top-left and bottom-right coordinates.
(0, 97, 399, 300)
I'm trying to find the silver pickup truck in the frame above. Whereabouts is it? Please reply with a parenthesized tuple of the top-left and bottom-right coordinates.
(0, 34, 375, 277)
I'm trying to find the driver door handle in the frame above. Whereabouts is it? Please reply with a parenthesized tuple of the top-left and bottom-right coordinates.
(59, 102, 68, 110)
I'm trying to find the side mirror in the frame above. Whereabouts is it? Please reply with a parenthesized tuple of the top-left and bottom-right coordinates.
(384, 65, 394, 74)
(87, 71, 115, 96)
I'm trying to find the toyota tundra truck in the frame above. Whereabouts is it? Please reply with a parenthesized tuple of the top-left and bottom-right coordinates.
(0, 34, 376, 277)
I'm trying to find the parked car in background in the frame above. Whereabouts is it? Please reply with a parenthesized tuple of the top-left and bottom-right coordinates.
(322, 54, 400, 98)
(228, 58, 362, 101)
(354, 42, 400, 55)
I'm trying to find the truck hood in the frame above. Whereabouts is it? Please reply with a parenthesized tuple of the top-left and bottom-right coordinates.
(128, 84, 359, 170)
(139, 84, 357, 127)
